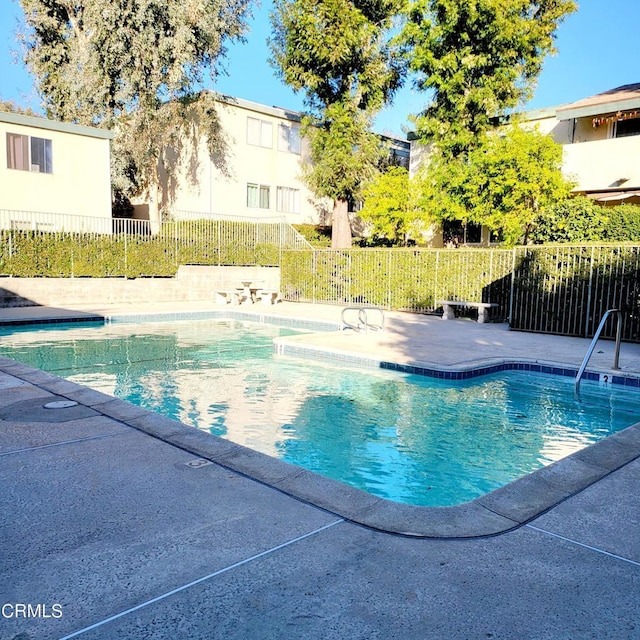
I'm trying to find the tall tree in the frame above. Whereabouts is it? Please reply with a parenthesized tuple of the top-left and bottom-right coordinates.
(416, 125, 573, 245)
(19, 0, 251, 217)
(402, 0, 576, 156)
(270, 0, 404, 248)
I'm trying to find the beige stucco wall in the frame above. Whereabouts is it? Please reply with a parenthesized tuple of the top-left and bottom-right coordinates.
(521, 108, 640, 192)
(162, 97, 330, 225)
(524, 115, 573, 144)
(0, 115, 112, 226)
(412, 106, 640, 197)
(572, 117, 610, 143)
(408, 139, 431, 178)
(0, 266, 281, 307)
(563, 135, 640, 192)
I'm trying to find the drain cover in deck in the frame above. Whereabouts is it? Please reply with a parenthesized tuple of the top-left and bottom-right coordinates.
(0, 396, 98, 423)
(44, 400, 79, 409)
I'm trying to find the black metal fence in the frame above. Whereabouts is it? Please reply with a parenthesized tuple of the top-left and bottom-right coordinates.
(510, 245, 640, 341)
(282, 245, 640, 342)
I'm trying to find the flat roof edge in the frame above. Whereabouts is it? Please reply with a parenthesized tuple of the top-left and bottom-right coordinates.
(212, 92, 303, 123)
(0, 111, 114, 139)
(557, 97, 640, 121)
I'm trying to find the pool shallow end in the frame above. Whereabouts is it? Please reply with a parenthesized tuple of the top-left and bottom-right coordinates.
(2, 356, 640, 539)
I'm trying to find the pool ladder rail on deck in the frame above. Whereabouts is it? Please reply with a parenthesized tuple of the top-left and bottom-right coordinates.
(341, 306, 385, 333)
(575, 308, 622, 394)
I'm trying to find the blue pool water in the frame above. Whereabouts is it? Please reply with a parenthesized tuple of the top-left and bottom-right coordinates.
(1, 317, 638, 507)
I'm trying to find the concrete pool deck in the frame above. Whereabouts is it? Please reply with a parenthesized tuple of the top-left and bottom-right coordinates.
(1, 301, 639, 639)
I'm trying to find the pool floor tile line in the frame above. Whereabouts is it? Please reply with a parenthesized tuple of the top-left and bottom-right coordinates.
(525, 525, 640, 567)
(55, 519, 345, 640)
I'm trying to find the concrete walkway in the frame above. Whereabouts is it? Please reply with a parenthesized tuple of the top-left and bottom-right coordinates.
(1, 302, 639, 640)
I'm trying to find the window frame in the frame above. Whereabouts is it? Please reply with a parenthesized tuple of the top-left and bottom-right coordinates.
(614, 117, 640, 139)
(247, 117, 273, 149)
(278, 123, 301, 154)
(6, 132, 53, 174)
(247, 183, 271, 209)
(276, 186, 300, 214)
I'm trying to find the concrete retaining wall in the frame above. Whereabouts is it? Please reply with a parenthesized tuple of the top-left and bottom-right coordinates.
(0, 265, 281, 307)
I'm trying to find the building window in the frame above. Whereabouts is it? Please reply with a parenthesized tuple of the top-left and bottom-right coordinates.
(443, 220, 482, 246)
(387, 147, 410, 169)
(278, 124, 301, 154)
(247, 183, 270, 209)
(614, 117, 640, 138)
(247, 117, 273, 148)
(276, 187, 300, 213)
(6, 133, 53, 173)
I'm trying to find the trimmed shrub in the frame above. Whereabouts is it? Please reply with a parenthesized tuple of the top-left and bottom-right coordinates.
(292, 224, 332, 248)
(281, 248, 514, 317)
(602, 204, 640, 242)
(533, 197, 608, 243)
(0, 221, 291, 277)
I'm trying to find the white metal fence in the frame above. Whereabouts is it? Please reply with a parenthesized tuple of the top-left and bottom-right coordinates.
(0, 209, 155, 235)
(0, 209, 311, 249)
(0, 209, 312, 276)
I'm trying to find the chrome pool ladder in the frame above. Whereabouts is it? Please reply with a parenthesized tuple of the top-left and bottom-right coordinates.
(341, 306, 385, 333)
(575, 309, 622, 394)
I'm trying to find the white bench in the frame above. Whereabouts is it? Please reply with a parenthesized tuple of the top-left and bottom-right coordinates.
(254, 289, 279, 305)
(215, 289, 242, 305)
(216, 284, 280, 306)
(436, 300, 498, 323)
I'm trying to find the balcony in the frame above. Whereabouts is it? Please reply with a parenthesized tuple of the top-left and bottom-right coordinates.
(563, 134, 640, 192)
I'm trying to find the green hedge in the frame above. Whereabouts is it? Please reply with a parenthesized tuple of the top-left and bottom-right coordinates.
(533, 200, 640, 244)
(292, 224, 332, 248)
(3, 229, 638, 341)
(602, 204, 640, 242)
(0, 227, 284, 277)
(281, 249, 514, 317)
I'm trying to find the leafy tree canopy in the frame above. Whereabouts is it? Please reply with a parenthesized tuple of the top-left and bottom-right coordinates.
(0, 100, 41, 117)
(19, 0, 251, 201)
(359, 166, 423, 245)
(402, 0, 576, 156)
(300, 103, 384, 202)
(270, 0, 404, 247)
(271, 0, 404, 114)
(416, 125, 573, 245)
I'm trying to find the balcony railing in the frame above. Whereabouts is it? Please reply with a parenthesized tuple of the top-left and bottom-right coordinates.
(0, 209, 153, 235)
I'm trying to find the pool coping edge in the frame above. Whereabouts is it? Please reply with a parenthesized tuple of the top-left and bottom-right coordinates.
(2, 356, 639, 539)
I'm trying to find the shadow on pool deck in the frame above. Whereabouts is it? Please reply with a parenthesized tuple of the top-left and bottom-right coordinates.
(1, 301, 639, 639)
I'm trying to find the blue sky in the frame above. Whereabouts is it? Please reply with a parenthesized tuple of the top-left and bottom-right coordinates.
(1, 0, 638, 137)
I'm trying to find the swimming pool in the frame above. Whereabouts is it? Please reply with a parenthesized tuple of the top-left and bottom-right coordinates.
(1, 316, 638, 507)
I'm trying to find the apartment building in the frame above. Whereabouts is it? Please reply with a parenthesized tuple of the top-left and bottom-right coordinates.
(409, 83, 640, 246)
(0, 111, 113, 231)
(156, 93, 411, 226)
(157, 95, 329, 225)
(528, 82, 640, 204)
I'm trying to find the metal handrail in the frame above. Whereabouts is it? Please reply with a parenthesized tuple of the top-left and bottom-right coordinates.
(341, 306, 385, 333)
(575, 309, 622, 394)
